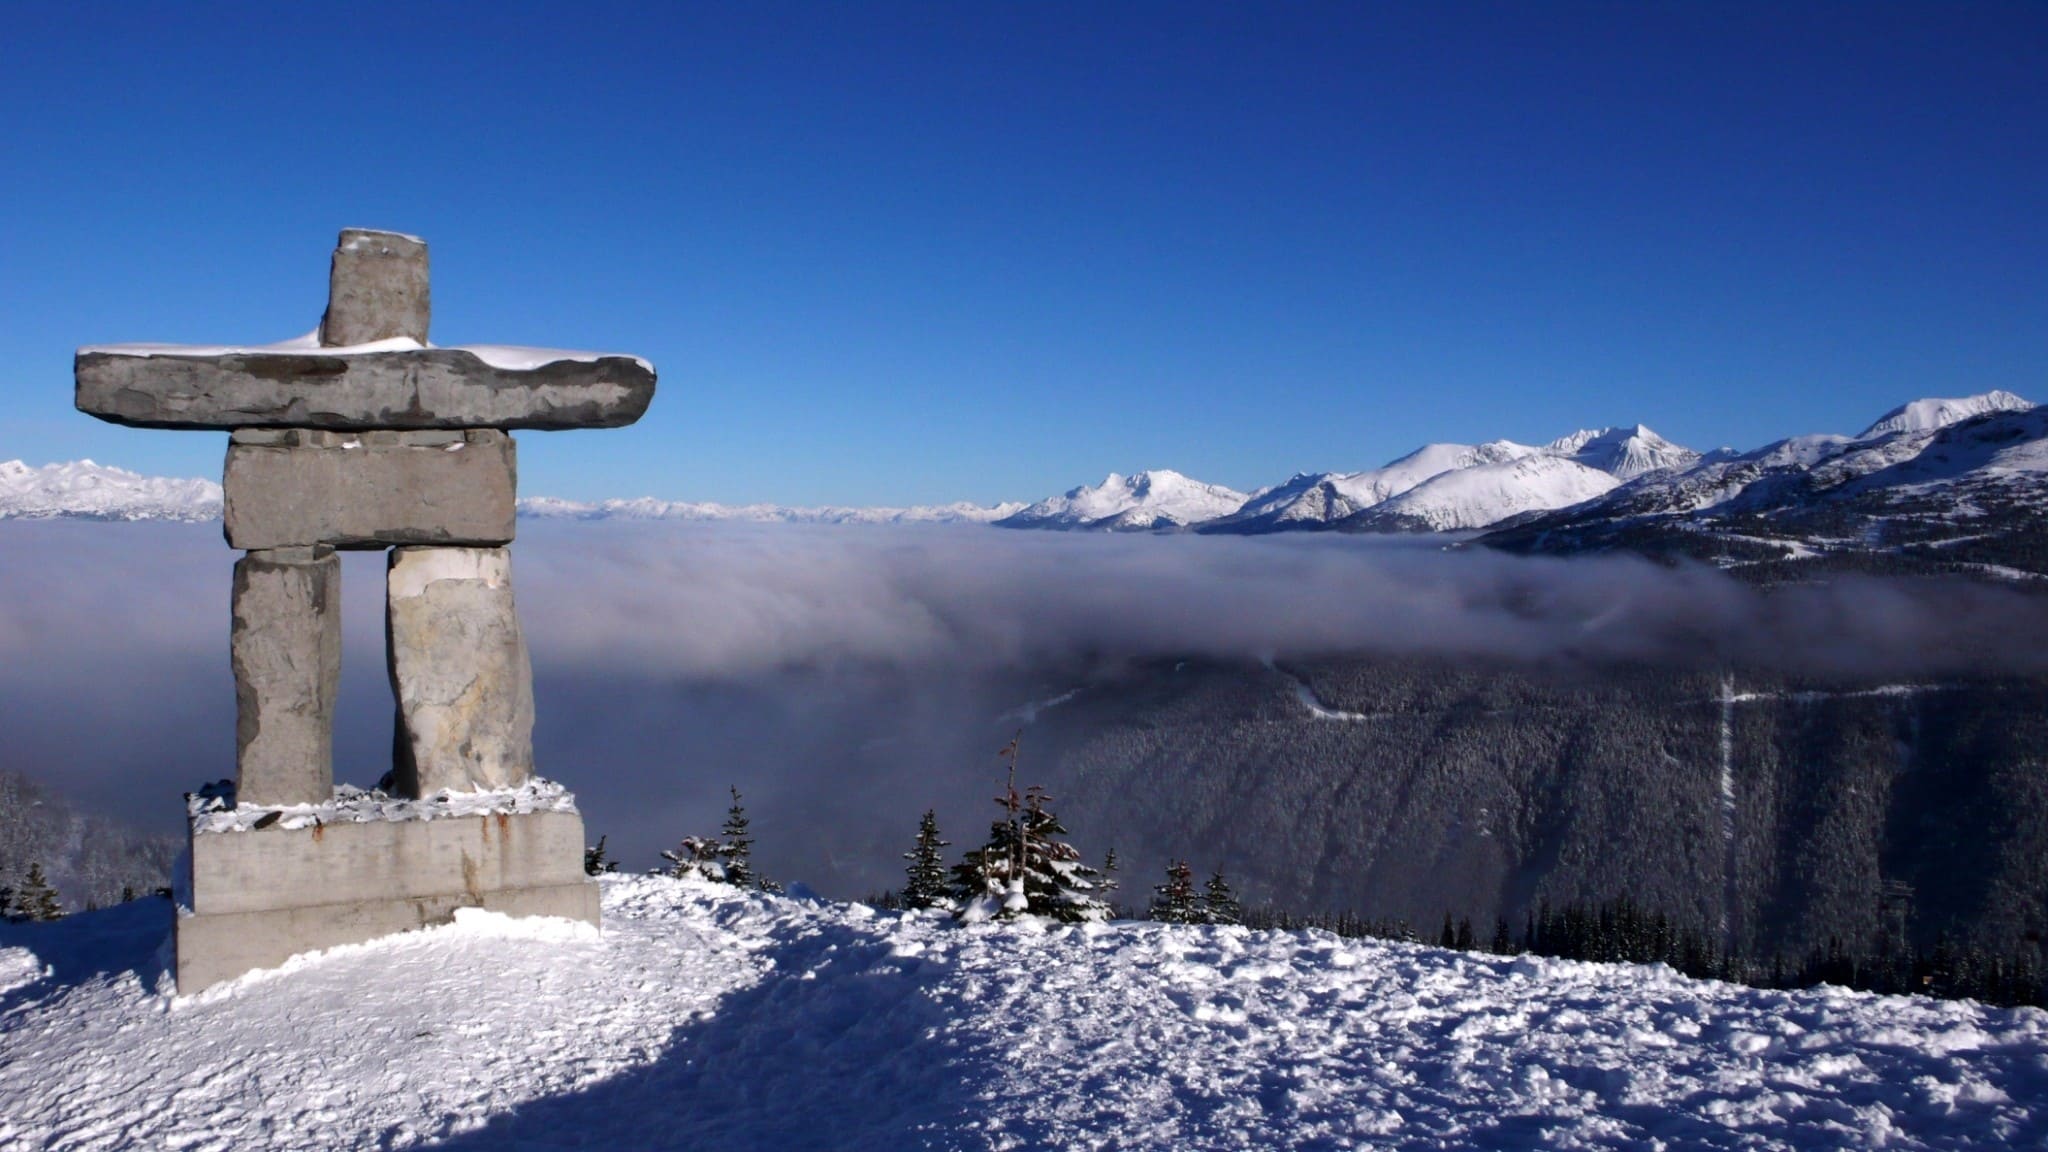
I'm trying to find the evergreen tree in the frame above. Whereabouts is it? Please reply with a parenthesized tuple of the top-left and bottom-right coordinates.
(949, 737, 1108, 922)
(1015, 787, 1109, 922)
(0, 882, 14, 924)
(1100, 849, 1120, 900)
(902, 809, 952, 910)
(719, 786, 757, 890)
(950, 737, 1031, 920)
(1440, 913, 1458, 949)
(661, 835, 726, 883)
(1203, 869, 1241, 926)
(1151, 860, 1202, 923)
(19, 863, 61, 922)
(1491, 916, 1513, 955)
(584, 835, 618, 876)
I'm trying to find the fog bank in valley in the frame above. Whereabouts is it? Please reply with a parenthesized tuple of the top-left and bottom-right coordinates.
(3, 519, 2043, 896)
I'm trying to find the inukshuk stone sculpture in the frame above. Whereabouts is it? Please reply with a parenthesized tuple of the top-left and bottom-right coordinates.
(75, 229, 657, 992)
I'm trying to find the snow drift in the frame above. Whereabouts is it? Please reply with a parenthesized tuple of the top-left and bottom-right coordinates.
(0, 877, 2041, 1151)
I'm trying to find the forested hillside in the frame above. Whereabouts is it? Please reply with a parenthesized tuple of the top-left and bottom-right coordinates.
(0, 767, 180, 913)
(1030, 656, 2048, 967)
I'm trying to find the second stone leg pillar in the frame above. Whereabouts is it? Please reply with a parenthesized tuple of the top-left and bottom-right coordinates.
(386, 545, 536, 797)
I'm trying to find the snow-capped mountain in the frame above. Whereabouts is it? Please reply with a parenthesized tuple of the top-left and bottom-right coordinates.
(517, 496, 1025, 526)
(1481, 390, 2047, 577)
(1857, 389, 2033, 439)
(1545, 424, 1701, 481)
(997, 470, 1250, 531)
(1191, 427, 1691, 536)
(1342, 454, 1623, 532)
(0, 459, 220, 521)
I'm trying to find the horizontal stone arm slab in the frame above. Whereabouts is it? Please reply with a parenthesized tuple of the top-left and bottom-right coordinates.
(224, 430, 518, 550)
(76, 347, 656, 431)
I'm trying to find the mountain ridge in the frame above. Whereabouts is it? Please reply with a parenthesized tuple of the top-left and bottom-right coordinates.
(8, 392, 2037, 565)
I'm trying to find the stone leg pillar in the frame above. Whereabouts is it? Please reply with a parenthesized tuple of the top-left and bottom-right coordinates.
(231, 546, 341, 807)
(387, 545, 535, 797)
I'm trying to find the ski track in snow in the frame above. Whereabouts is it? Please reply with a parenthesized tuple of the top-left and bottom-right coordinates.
(1717, 676, 1739, 952)
(2, 879, 2045, 1151)
(1271, 664, 1383, 723)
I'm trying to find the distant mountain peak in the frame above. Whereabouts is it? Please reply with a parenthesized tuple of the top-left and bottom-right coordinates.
(1000, 469, 1249, 532)
(1857, 390, 2033, 440)
(0, 459, 221, 522)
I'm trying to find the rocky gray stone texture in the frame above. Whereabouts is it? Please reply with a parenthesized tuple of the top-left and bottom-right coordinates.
(75, 347, 655, 431)
(231, 548, 342, 807)
(320, 229, 430, 346)
(177, 809, 597, 992)
(224, 428, 517, 550)
(386, 546, 535, 796)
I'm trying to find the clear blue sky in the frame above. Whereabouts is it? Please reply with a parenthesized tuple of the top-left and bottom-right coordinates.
(1, 1, 2041, 505)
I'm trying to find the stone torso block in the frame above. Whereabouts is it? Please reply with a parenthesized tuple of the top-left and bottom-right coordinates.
(387, 546, 535, 795)
(224, 429, 517, 550)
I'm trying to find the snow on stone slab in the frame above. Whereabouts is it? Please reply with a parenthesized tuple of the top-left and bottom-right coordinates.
(77, 332, 655, 374)
(186, 777, 578, 834)
(2, 878, 2044, 1150)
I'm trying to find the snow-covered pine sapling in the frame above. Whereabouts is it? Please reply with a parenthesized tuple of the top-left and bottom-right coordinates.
(1203, 868, 1241, 926)
(719, 786, 756, 890)
(20, 862, 61, 922)
(584, 835, 618, 876)
(661, 836, 726, 883)
(1100, 848, 1120, 898)
(902, 809, 953, 910)
(1151, 860, 1202, 924)
(1016, 786, 1110, 923)
(950, 733, 1107, 922)
(950, 738, 1029, 921)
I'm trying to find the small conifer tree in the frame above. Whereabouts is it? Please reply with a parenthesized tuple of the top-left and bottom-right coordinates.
(902, 809, 953, 910)
(1015, 787, 1109, 922)
(20, 863, 61, 922)
(719, 786, 757, 890)
(661, 835, 726, 882)
(950, 735, 1108, 922)
(1203, 868, 1241, 926)
(1151, 860, 1201, 924)
(584, 835, 618, 876)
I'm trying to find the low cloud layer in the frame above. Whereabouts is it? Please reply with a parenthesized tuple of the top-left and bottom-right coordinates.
(4, 519, 2045, 891)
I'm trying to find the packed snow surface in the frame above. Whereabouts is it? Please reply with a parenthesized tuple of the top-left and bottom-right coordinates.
(2, 877, 2043, 1150)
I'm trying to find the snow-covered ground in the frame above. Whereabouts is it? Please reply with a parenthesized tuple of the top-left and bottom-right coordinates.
(3, 878, 2043, 1150)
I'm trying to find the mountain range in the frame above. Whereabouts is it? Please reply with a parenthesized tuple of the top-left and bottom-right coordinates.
(7, 389, 2042, 574)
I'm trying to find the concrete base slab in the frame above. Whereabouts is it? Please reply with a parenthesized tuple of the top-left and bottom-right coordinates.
(176, 806, 598, 993)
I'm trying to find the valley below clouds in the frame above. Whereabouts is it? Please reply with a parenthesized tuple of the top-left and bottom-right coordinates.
(5, 519, 2046, 915)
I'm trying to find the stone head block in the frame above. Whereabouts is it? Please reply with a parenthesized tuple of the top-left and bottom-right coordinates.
(320, 229, 430, 347)
(224, 429, 518, 550)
